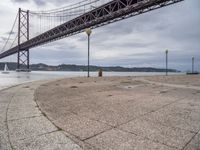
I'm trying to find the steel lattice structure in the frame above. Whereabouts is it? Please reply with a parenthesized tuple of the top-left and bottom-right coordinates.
(17, 8, 30, 70)
(0, 0, 183, 67)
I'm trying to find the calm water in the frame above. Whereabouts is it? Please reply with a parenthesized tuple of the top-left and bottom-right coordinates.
(0, 71, 181, 90)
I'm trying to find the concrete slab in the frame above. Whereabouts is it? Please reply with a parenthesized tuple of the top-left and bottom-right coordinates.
(0, 122, 12, 150)
(70, 98, 145, 126)
(8, 116, 57, 141)
(7, 105, 42, 121)
(0, 109, 6, 123)
(119, 118, 195, 149)
(144, 103, 200, 132)
(12, 131, 82, 150)
(53, 113, 112, 140)
(85, 129, 175, 150)
(184, 133, 200, 150)
(90, 104, 148, 126)
(174, 99, 200, 114)
(145, 110, 200, 132)
(9, 95, 37, 108)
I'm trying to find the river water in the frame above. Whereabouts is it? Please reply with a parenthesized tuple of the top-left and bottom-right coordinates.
(0, 71, 181, 90)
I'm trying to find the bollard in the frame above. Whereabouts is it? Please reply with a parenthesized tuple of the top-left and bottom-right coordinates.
(98, 68, 103, 77)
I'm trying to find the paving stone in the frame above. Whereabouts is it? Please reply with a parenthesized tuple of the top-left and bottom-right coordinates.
(12, 131, 82, 150)
(184, 133, 200, 150)
(174, 99, 200, 114)
(144, 103, 200, 132)
(119, 118, 195, 149)
(0, 92, 13, 101)
(74, 100, 148, 127)
(0, 122, 12, 150)
(0, 96, 10, 114)
(94, 105, 148, 126)
(9, 95, 37, 108)
(7, 105, 42, 121)
(0, 92, 12, 149)
(8, 116, 57, 141)
(75, 94, 159, 127)
(85, 129, 175, 150)
(0, 109, 6, 123)
(81, 93, 179, 126)
(53, 113, 112, 140)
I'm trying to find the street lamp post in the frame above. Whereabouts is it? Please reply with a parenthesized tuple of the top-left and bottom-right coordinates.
(165, 50, 168, 76)
(192, 56, 194, 73)
(85, 28, 92, 77)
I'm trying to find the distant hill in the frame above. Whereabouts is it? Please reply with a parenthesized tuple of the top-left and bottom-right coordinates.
(0, 62, 179, 72)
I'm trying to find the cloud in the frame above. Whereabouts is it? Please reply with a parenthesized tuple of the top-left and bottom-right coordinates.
(0, 37, 7, 41)
(10, 0, 80, 6)
(32, 0, 46, 6)
(11, 0, 46, 6)
(5, 31, 15, 35)
(11, 0, 27, 2)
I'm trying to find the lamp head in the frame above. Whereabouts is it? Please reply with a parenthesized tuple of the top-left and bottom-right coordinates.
(166, 50, 168, 54)
(85, 28, 92, 36)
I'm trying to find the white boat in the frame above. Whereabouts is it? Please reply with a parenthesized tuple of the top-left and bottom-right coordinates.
(2, 63, 9, 74)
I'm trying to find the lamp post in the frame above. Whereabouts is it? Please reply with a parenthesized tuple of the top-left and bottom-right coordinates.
(165, 49, 168, 76)
(85, 28, 92, 77)
(192, 56, 194, 73)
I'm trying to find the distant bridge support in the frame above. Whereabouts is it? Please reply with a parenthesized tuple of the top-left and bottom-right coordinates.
(16, 8, 30, 72)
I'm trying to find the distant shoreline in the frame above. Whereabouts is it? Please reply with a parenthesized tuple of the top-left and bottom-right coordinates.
(0, 62, 179, 72)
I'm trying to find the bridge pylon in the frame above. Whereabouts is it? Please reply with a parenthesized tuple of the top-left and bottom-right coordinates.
(16, 8, 30, 72)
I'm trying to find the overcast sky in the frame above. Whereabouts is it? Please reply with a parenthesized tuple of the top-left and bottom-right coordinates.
(0, 0, 199, 72)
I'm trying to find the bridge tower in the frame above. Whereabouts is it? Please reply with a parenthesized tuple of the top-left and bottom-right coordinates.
(17, 8, 30, 72)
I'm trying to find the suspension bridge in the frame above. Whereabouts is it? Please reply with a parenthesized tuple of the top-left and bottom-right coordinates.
(0, 0, 183, 71)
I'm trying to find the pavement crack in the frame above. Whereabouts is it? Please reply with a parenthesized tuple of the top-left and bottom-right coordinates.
(18, 129, 60, 141)
(83, 127, 114, 141)
(7, 115, 43, 122)
(181, 129, 200, 150)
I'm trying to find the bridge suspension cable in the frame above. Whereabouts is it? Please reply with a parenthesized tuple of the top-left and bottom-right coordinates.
(1, 12, 19, 53)
(30, 0, 101, 14)
(28, 0, 111, 38)
(0, 0, 112, 54)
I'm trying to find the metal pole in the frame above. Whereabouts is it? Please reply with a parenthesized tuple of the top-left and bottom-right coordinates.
(192, 57, 194, 73)
(166, 50, 168, 76)
(85, 28, 92, 77)
(27, 10, 30, 70)
(87, 35, 90, 77)
(17, 8, 21, 70)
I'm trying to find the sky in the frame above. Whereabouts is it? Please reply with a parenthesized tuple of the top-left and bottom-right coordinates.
(0, 0, 199, 72)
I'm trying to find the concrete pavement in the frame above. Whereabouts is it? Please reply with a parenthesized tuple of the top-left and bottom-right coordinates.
(0, 81, 83, 150)
(35, 76, 200, 150)
(0, 76, 200, 150)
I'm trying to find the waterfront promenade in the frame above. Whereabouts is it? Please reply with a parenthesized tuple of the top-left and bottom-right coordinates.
(0, 75, 200, 149)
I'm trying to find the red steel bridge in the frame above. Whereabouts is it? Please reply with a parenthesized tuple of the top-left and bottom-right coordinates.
(0, 0, 183, 70)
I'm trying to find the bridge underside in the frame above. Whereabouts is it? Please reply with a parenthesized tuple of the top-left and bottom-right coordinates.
(0, 0, 183, 60)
